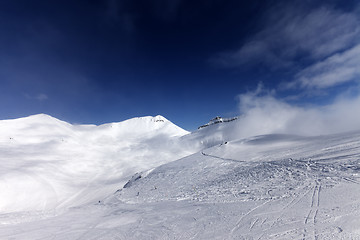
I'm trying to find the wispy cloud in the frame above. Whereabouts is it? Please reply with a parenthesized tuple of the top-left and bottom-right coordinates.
(212, 3, 360, 71)
(288, 44, 360, 89)
(225, 2, 360, 136)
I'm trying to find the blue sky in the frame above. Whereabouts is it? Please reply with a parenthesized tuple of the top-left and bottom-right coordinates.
(1, 0, 360, 130)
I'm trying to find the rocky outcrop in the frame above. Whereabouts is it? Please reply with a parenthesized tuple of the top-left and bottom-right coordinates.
(198, 116, 238, 129)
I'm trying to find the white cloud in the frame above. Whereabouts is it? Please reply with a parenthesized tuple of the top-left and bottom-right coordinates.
(211, 3, 360, 137)
(235, 86, 360, 137)
(290, 44, 360, 89)
(213, 4, 360, 70)
(280, 6, 360, 59)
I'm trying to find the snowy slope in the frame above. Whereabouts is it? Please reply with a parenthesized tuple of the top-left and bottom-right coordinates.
(111, 132, 360, 239)
(0, 114, 191, 213)
(1, 115, 360, 239)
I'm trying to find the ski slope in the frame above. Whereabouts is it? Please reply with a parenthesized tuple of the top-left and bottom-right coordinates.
(111, 132, 360, 239)
(0, 114, 360, 239)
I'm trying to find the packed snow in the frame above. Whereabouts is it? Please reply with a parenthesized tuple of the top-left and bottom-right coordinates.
(1, 114, 360, 239)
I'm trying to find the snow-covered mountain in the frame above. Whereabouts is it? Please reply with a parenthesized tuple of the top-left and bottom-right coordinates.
(0, 114, 192, 213)
(1, 114, 360, 239)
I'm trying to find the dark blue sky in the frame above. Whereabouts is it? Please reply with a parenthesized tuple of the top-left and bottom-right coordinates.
(1, 0, 360, 130)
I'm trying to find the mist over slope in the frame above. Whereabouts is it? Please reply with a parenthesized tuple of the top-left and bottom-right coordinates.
(0, 114, 193, 212)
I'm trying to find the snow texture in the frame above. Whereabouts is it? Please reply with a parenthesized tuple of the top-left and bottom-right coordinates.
(0, 114, 191, 213)
(1, 114, 360, 239)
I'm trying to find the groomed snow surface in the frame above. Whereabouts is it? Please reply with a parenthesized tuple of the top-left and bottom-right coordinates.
(1, 114, 360, 239)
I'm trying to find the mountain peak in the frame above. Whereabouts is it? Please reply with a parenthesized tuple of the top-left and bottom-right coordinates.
(152, 115, 167, 122)
(27, 113, 56, 121)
